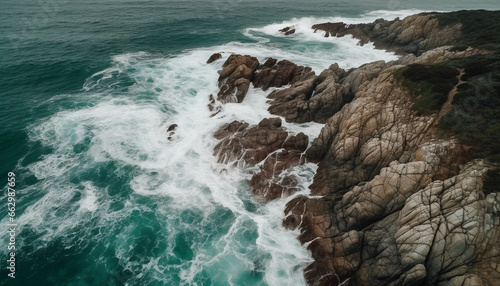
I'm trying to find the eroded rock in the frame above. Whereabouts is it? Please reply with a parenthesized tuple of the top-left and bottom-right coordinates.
(207, 53, 222, 64)
(213, 117, 288, 166)
(283, 59, 500, 285)
(253, 59, 312, 90)
(310, 14, 461, 55)
(216, 54, 259, 104)
(214, 118, 309, 201)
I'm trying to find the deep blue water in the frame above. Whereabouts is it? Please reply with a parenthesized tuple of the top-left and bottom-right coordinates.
(1, 1, 499, 285)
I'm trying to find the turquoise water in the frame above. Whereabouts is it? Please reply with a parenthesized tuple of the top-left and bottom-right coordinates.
(1, 1, 499, 285)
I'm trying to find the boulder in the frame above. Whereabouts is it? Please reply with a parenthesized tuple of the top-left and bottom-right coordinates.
(216, 54, 259, 104)
(279, 26, 296, 35)
(207, 53, 222, 64)
(214, 119, 309, 201)
(253, 59, 312, 90)
(213, 117, 288, 166)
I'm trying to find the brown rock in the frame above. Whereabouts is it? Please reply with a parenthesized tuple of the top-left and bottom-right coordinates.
(253, 59, 312, 91)
(213, 120, 249, 140)
(213, 117, 288, 166)
(279, 26, 296, 35)
(257, 117, 282, 128)
(250, 150, 303, 201)
(311, 14, 461, 55)
(214, 118, 309, 201)
(216, 54, 259, 104)
(207, 53, 222, 64)
(167, 124, 177, 132)
(282, 132, 308, 152)
(266, 63, 354, 123)
(283, 57, 500, 286)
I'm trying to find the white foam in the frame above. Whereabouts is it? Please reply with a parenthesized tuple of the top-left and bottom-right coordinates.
(241, 9, 441, 71)
(79, 182, 99, 212)
(14, 10, 423, 283)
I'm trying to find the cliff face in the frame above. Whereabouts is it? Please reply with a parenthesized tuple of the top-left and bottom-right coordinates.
(209, 10, 500, 286)
(283, 48, 500, 285)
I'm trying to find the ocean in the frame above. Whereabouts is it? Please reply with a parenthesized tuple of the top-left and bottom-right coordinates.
(1, 0, 499, 285)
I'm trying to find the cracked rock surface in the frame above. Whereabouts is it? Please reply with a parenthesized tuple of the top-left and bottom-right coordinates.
(209, 10, 500, 285)
(213, 118, 309, 201)
(282, 55, 500, 286)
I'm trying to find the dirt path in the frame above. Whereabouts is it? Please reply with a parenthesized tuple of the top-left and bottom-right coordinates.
(422, 68, 466, 139)
(435, 68, 466, 124)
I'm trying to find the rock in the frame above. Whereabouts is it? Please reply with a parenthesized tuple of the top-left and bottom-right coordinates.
(279, 26, 296, 35)
(287, 160, 500, 286)
(253, 59, 313, 91)
(282, 132, 308, 152)
(216, 54, 259, 104)
(167, 124, 178, 140)
(213, 120, 249, 140)
(249, 150, 303, 201)
(257, 117, 282, 128)
(312, 22, 370, 44)
(234, 78, 250, 103)
(167, 124, 177, 132)
(249, 132, 309, 201)
(305, 65, 433, 194)
(311, 14, 462, 55)
(213, 117, 288, 166)
(209, 10, 500, 286)
(266, 63, 355, 123)
(283, 56, 500, 285)
(214, 119, 309, 201)
(207, 53, 222, 64)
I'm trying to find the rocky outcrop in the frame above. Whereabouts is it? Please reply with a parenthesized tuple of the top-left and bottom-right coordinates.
(207, 52, 222, 64)
(303, 65, 434, 195)
(213, 118, 309, 201)
(250, 132, 308, 201)
(309, 13, 462, 55)
(209, 10, 500, 286)
(210, 54, 259, 107)
(167, 124, 177, 141)
(214, 117, 287, 166)
(281, 44, 500, 286)
(253, 58, 312, 91)
(266, 60, 389, 123)
(279, 26, 296, 35)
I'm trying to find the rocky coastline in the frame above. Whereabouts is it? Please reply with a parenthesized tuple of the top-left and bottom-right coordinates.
(208, 10, 500, 285)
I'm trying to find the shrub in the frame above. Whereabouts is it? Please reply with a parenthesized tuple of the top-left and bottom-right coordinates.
(394, 64, 459, 115)
(450, 45, 468, 52)
(434, 10, 500, 50)
(483, 169, 500, 195)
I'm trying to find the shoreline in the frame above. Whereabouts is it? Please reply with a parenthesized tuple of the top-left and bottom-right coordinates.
(209, 10, 500, 285)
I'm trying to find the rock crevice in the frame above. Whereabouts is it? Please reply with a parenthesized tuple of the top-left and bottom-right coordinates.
(208, 10, 500, 286)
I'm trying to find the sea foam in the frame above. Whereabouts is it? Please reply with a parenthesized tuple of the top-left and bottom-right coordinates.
(13, 11, 414, 285)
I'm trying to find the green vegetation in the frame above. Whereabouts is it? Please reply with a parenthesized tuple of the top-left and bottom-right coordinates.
(483, 169, 500, 195)
(449, 45, 468, 52)
(434, 10, 500, 50)
(437, 53, 500, 161)
(394, 64, 459, 115)
(393, 52, 500, 162)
